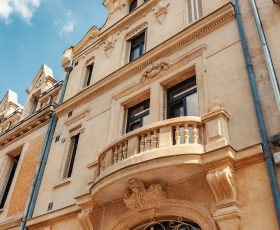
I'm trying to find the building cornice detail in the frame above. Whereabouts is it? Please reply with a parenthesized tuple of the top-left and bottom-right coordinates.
(56, 3, 235, 117)
(0, 104, 55, 149)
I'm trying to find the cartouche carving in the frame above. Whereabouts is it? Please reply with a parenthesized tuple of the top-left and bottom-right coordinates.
(140, 60, 169, 83)
(123, 178, 167, 211)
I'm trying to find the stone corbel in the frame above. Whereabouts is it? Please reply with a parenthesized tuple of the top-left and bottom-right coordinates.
(202, 104, 230, 152)
(206, 166, 240, 230)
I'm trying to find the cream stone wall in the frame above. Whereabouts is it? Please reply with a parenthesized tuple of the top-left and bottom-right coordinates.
(27, 1, 280, 230)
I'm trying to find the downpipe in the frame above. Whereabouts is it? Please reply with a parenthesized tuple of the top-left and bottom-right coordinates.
(20, 48, 74, 230)
(250, 0, 280, 111)
(233, 0, 280, 224)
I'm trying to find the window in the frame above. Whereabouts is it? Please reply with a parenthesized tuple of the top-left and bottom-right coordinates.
(29, 97, 38, 115)
(68, 111, 73, 117)
(84, 63, 94, 87)
(167, 77, 199, 118)
(187, 0, 203, 24)
(0, 155, 20, 209)
(127, 99, 150, 132)
(129, 0, 137, 12)
(129, 31, 145, 62)
(62, 133, 80, 179)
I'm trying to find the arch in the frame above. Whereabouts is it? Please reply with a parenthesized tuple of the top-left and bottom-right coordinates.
(106, 199, 217, 230)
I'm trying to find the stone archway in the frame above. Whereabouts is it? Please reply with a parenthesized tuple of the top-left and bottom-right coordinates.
(106, 199, 217, 230)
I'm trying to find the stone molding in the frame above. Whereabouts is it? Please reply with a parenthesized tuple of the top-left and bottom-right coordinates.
(56, 3, 235, 117)
(107, 198, 217, 230)
(64, 109, 90, 126)
(125, 22, 148, 40)
(123, 178, 167, 211)
(77, 207, 95, 230)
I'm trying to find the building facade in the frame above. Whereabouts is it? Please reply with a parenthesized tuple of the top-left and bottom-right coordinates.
(0, 65, 61, 229)
(1, 0, 280, 229)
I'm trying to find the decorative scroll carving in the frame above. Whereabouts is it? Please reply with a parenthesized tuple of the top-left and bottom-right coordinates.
(126, 22, 148, 40)
(78, 208, 95, 230)
(123, 178, 167, 211)
(206, 166, 236, 203)
(154, 1, 170, 23)
(140, 60, 169, 83)
(70, 127, 85, 137)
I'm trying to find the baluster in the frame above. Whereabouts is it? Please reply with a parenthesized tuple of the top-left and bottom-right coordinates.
(118, 145, 123, 161)
(192, 123, 199, 144)
(175, 125, 180, 145)
(152, 130, 158, 149)
(147, 132, 152, 150)
(99, 155, 105, 173)
(140, 134, 145, 153)
(123, 141, 128, 159)
(184, 123, 189, 144)
(114, 147, 118, 164)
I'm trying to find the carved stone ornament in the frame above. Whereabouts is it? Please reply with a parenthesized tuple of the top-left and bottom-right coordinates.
(70, 127, 85, 137)
(123, 178, 167, 211)
(126, 22, 148, 40)
(140, 60, 169, 83)
(206, 166, 237, 203)
(78, 207, 95, 230)
(154, 1, 170, 23)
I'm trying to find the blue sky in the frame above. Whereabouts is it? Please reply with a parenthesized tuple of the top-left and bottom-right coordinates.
(0, 0, 107, 105)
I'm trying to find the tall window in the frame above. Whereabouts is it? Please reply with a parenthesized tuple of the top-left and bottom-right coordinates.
(62, 133, 80, 179)
(167, 77, 199, 118)
(129, 0, 137, 12)
(0, 155, 20, 209)
(127, 99, 150, 132)
(129, 31, 146, 62)
(187, 0, 203, 24)
(84, 63, 94, 87)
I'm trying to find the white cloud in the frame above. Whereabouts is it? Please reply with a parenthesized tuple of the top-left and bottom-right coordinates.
(0, 0, 41, 23)
(54, 10, 75, 36)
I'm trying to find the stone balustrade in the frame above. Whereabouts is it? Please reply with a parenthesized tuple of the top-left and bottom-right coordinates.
(96, 116, 203, 177)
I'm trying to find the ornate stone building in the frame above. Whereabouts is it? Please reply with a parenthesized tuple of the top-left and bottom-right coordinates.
(0, 65, 62, 229)
(1, 0, 280, 229)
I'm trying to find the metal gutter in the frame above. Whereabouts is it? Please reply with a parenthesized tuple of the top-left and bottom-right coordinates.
(20, 49, 74, 230)
(233, 0, 280, 224)
(250, 0, 280, 111)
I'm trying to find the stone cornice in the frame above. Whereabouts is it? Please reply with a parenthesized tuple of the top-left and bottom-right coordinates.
(56, 3, 235, 117)
(0, 104, 55, 149)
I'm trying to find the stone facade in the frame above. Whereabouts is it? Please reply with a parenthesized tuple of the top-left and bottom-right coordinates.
(0, 65, 61, 229)
(1, 0, 280, 229)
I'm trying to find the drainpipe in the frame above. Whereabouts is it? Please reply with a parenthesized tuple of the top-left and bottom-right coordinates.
(20, 48, 74, 230)
(250, 0, 280, 111)
(233, 0, 280, 224)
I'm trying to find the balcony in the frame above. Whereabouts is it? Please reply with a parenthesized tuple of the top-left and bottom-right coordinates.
(91, 107, 230, 203)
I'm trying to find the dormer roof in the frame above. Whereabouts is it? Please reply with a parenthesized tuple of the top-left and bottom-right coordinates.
(0, 90, 23, 119)
(26, 64, 56, 95)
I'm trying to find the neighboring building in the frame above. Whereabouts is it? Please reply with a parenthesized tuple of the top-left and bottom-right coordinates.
(0, 65, 61, 229)
(0, 0, 279, 230)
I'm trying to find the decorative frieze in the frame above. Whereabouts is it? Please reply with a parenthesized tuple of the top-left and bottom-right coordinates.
(123, 178, 167, 211)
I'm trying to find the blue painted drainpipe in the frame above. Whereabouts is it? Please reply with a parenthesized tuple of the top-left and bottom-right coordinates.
(233, 0, 280, 225)
(20, 48, 74, 230)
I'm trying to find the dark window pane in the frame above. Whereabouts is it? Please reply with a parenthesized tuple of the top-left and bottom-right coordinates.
(167, 77, 198, 118)
(67, 133, 80, 178)
(129, 32, 145, 62)
(129, 0, 137, 12)
(85, 64, 93, 87)
(127, 99, 150, 132)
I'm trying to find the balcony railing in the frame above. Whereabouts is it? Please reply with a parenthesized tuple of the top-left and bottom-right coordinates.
(96, 116, 203, 177)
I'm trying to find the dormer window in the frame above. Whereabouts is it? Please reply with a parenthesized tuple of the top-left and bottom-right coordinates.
(129, 0, 137, 12)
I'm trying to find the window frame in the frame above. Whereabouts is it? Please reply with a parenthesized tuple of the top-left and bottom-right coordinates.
(167, 76, 198, 119)
(126, 99, 150, 133)
(84, 63, 94, 87)
(129, 0, 138, 13)
(128, 30, 146, 62)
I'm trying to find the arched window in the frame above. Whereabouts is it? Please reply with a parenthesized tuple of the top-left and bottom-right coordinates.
(187, 0, 203, 24)
(133, 218, 201, 230)
(129, 0, 138, 13)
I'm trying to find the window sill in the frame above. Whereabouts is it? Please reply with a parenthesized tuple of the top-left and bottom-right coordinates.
(53, 178, 71, 189)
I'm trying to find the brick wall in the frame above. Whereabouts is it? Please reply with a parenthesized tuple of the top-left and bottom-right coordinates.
(6, 135, 44, 217)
